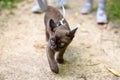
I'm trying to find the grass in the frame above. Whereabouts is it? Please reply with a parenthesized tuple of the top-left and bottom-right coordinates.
(0, 0, 23, 10)
(107, 0, 120, 24)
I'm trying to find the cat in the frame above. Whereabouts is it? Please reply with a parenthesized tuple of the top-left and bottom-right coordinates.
(44, 6, 78, 73)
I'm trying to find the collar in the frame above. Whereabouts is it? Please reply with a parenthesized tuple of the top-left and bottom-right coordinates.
(57, 17, 66, 26)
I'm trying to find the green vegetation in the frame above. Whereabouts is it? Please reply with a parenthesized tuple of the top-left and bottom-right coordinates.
(107, 0, 120, 23)
(0, 0, 22, 9)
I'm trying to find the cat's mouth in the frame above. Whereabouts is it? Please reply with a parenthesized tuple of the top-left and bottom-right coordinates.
(50, 45, 60, 51)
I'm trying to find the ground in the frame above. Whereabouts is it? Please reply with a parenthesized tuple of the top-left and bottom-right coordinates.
(0, 0, 120, 80)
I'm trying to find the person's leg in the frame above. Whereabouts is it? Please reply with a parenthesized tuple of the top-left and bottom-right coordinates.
(32, 0, 47, 13)
(96, 0, 107, 23)
(56, 0, 67, 7)
(80, 0, 93, 14)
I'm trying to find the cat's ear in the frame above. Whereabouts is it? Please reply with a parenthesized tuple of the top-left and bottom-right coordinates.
(66, 27, 78, 38)
(49, 19, 57, 31)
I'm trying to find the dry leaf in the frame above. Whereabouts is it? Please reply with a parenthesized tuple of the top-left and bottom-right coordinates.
(85, 44, 91, 48)
(114, 30, 119, 34)
(105, 66, 120, 77)
(74, 12, 79, 17)
(33, 43, 46, 49)
(80, 28, 88, 33)
(86, 59, 100, 66)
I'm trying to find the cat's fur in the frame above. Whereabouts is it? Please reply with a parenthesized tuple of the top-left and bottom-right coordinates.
(44, 6, 78, 73)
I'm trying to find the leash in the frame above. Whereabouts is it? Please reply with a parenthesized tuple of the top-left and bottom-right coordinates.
(62, 6, 65, 18)
(61, 1, 65, 18)
(58, 0, 66, 26)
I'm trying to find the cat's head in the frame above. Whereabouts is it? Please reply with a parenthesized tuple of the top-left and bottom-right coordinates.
(49, 19, 78, 51)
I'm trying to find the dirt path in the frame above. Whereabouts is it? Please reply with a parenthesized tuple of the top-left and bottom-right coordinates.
(0, 0, 120, 80)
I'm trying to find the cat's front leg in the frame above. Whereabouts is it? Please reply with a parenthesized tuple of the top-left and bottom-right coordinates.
(56, 48, 66, 64)
(46, 45, 59, 73)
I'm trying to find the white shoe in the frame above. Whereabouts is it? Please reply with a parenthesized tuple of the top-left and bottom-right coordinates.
(32, 4, 43, 13)
(96, 9, 108, 24)
(80, 3, 92, 14)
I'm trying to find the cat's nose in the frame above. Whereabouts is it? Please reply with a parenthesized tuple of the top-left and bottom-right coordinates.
(53, 45, 57, 49)
(53, 46, 59, 51)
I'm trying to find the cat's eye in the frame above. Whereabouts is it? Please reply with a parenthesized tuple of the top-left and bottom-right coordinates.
(60, 42, 65, 47)
(50, 39, 55, 45)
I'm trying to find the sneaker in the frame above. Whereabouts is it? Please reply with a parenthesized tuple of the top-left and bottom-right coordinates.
(96, 9, 108, 24)
(32, 3, 43, 13)
(80, 3, 92, 14)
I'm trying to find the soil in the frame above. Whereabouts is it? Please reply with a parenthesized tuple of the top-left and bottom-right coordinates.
(0, 0, 120, 80)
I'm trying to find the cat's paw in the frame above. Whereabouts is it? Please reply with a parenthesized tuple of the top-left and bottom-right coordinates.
(57, 58, 64, 64)
(50, 65, 59, 73)
(49, 62, 59, 73)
